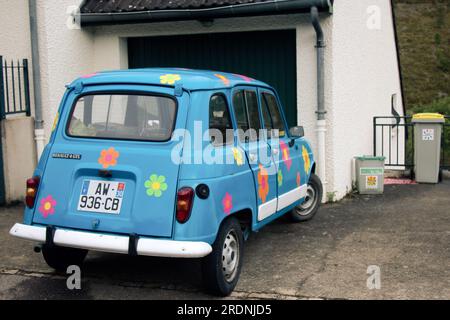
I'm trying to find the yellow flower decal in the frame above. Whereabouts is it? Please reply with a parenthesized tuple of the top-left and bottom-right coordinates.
(145, 175, 168, 198)
(214, 74, 230, 86)
(160, 74, 181, 85)
(52, 112, 59, 132)
(302, 146, 311, 175)
(232, 147, 244, 166)
(278, 169, 283, 187)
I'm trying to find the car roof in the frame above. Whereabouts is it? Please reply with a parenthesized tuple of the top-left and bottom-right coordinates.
(69, 68, 273, 92)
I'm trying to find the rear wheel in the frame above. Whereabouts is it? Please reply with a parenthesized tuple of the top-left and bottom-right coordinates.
(42, 245, 88, 271)
(202, 217, 244, 296)
(290, 173, 323, 222)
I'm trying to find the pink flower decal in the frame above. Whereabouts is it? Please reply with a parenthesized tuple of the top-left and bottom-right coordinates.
(222, 192, 233, 215)
(233, 74, 253, 82)
(280, 141, 292, 171)
(39, 195, 56, 218)
(81, 73, 98, 79)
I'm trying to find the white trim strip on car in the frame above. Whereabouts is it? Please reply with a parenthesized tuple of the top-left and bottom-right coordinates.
(257, 184, 308, 221)
(277, 184, 308, 211)
(258, 197, 278, 221)
(9, 223, 212, 259)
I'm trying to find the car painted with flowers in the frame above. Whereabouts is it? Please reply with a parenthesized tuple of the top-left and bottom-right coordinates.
(10, 68, 322, 296)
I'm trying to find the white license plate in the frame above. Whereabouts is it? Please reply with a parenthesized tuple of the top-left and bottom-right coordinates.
(77, 180, 125, 214)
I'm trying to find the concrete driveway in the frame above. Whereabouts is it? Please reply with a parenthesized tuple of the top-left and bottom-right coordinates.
(0, 181, 449, 300)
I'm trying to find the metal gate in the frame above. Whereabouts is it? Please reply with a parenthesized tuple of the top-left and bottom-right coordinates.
(373, 116, 450, 171)
(0, 56, 32, 204)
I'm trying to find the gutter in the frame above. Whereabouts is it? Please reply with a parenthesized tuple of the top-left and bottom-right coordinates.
(80, 0, 333, 26)
(310, 6, 327, 201)
(28, 0, 45, 160)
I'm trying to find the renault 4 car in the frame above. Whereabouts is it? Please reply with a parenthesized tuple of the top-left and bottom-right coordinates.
(10, 69, 323, 296)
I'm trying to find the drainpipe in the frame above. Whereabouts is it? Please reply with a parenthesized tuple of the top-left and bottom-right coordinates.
(28, 0, 45, 160)
(311, 6, 327, 200)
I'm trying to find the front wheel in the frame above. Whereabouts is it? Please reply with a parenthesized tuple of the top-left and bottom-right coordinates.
(202, 217, 244, 296)
(290, 173, 323, 222)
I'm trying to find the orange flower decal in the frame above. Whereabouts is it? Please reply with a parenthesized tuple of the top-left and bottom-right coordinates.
(214, 74, 230, 86)
(222, 193, 233, 215)
(302, 146, 311, 175)
(280, 141, 292, 171)
(257, 164, 269, 203)
(98, 147, 119, 169)
(297, 171, 301, 187)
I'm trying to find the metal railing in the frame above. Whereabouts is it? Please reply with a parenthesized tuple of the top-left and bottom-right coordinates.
(373, 116, 450, 170)
(0, 56, 31, 119)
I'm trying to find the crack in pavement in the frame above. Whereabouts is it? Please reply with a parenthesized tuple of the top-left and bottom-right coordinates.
(0, 268, 338, 300)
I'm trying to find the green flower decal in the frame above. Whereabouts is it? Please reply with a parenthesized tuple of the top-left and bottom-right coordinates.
(145, 175, 168, 198)
(278, 169, 283, 187)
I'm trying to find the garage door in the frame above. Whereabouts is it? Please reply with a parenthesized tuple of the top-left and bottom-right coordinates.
(128, 30, 297, 127)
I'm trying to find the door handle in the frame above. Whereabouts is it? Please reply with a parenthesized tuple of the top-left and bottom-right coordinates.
(272, 148, 279, 156)
(249, 153, 257, 162)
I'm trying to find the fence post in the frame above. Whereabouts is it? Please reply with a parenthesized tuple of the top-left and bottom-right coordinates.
(0, 56, 5, 120)
(23, 59, 31, 117)
(373, 117, 377, 156)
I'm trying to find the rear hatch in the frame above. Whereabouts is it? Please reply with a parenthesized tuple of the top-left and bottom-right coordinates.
(32, 85, 189, 238)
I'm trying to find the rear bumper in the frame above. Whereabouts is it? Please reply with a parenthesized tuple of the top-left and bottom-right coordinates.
(9, 223, 212, 258)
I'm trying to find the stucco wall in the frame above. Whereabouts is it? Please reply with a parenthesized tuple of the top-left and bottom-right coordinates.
(330, 0, 404, 200)
(0, 0, 32, 62)
(1, 117, 37, 202)
(36, 0, 95, 136)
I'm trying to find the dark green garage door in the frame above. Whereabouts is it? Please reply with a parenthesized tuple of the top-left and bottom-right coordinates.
(128, 30, 297, 127)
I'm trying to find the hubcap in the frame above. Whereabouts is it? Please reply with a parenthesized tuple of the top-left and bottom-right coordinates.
(222, 230, 240, 283)
(296, 185, 317, 216)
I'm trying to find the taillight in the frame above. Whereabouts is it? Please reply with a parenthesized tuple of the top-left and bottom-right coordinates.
(176, 187, 194, 224)
(26, 176, 40, 208)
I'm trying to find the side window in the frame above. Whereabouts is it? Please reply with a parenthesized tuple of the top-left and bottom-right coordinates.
(209, 94, 233, 146)
(232, 90, 249, 135)
(261, 92, 286, 138)
(232, 89, 261, 142)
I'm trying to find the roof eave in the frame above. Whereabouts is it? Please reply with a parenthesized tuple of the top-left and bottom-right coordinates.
(80, 0, 333, 27)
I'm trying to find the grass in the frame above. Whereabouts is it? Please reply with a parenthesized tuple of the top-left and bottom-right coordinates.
(393, 0, 450, 107)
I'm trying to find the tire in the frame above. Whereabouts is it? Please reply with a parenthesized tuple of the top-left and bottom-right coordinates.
(290, 173, 323, 222)
(42, 245, 88, 271)
(202, 217, 244, 296)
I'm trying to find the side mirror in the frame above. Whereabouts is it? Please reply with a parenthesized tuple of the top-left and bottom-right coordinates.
(289, 126, 305, 138)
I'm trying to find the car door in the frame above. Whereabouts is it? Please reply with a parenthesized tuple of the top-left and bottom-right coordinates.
(259, 89, 306, 212)
(231, 87, 278, 221)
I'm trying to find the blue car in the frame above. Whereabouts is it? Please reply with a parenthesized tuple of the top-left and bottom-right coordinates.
(10, 69, 322, 296)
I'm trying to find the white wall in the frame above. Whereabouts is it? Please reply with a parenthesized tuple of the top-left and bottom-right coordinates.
(329, 0, 404, 200)
(0, 0, 32, 62)
(1, 117, 37, 202)
(36, 0, 95, 136)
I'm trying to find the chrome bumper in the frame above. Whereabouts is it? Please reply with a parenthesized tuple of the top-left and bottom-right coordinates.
(9, 223, 212, 258)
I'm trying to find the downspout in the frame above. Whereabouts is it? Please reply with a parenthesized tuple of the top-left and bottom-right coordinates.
(28, 0, 45, 160)
(311, 6, 327, 200)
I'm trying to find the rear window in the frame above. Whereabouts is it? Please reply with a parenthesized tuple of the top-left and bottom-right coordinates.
(67, 94, 177, 141)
